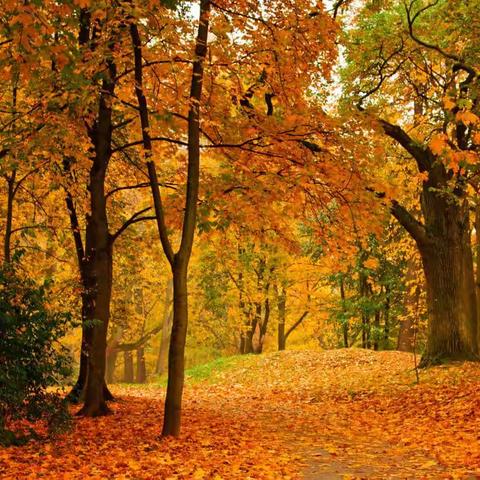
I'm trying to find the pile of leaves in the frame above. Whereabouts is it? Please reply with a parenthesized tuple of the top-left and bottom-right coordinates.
(1, 349, 479, 478)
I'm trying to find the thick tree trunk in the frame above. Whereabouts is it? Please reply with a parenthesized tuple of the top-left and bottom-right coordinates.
(162, 261, 188, 437)
(384, 120, 478, 364)
(244, 317, 256, 354)
(77, 243, 113, 416)
(76, 73, 115, 416)
(419, 223, 478, 363)
(67, 321, 92, 403)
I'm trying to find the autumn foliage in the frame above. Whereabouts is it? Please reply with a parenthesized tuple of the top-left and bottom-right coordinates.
(0, 0, 480, 477)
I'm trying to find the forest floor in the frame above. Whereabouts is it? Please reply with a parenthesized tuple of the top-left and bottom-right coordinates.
(1, 349, 480, 479)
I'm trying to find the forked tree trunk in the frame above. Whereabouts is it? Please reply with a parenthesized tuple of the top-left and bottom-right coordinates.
(129, 0, 210, 436)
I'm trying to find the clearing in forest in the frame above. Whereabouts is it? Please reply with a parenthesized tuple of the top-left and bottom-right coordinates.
(1, 349, 479, 479)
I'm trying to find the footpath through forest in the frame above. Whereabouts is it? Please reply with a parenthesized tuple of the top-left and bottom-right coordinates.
(1, 349, 480, 479)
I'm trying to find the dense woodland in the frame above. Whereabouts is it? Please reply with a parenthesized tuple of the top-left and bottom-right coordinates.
(1, 0, 480, 477)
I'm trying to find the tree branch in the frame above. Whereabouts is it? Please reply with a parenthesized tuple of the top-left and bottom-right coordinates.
(110, 207, 155, 242)
(391, 200, 430, 246)
(379, 119, 434, 172)
(285, 311, 309, 340)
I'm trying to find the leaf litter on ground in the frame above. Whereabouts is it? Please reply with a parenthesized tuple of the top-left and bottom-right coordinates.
(1, 349, 480, 479)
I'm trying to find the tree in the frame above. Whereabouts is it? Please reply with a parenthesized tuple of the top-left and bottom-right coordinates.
(342, 0, 480, 363)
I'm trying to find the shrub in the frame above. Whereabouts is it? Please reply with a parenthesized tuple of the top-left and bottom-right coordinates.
(0, 264, 73, 446)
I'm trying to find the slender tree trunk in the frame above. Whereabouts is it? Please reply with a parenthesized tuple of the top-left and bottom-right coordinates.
(373, 311, 380, 351)
(4, 171, 15, 263)
(129, 0, 210, 436)
(256, 297, 270, 354)
(106, 349, 118, 384)
(162, 260, 188, 436)
(277, 287, 286, 351)
(475, 200, 480, 350)
(123, 351, 134, 383)
(136, 347, 146, 383)
(155, 281, 173, 375)
(340, 278, 348, 348)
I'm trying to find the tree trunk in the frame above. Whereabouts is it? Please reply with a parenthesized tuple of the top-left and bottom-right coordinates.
(277, 287, 286, 351)
(255, 296, 270, 354)
(383, 119, 478, 364)
(155, 280, 173, 375)
(123, 351, 134, 383)
(130, 0, 210, 437)
(340, 278, 348, 348)
(136, 347, 146, 383)
(475, 201, 480, 350)
(67, 321, 92, 403)
(419, 220, 478, 363)
(106, 349, 118, 384)
(162, 260, 189, 437)
(76, 72, 115, 416)
(4, 171, 15, 264)
(383, 285, 390, 349)
(373, 311, 380, 351)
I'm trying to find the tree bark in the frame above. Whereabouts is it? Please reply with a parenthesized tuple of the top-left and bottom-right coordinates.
(76, 67, 116, 417)
(4, 171, 15, 264)
(340, 278, 349, 348)
(155, 280, 173, 375)
(277, 287, 286, 351)
(383, 119, 478, 363)
(136, 347, 146, 383)
(123, 351, 134, 383)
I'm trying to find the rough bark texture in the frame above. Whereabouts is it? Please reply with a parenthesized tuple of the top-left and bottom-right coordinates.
(385, 120, 478, 364)
(76, 62, 116, 416)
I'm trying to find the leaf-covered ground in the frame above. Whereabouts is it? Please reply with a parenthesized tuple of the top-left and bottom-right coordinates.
(1, 349, 480, 479)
